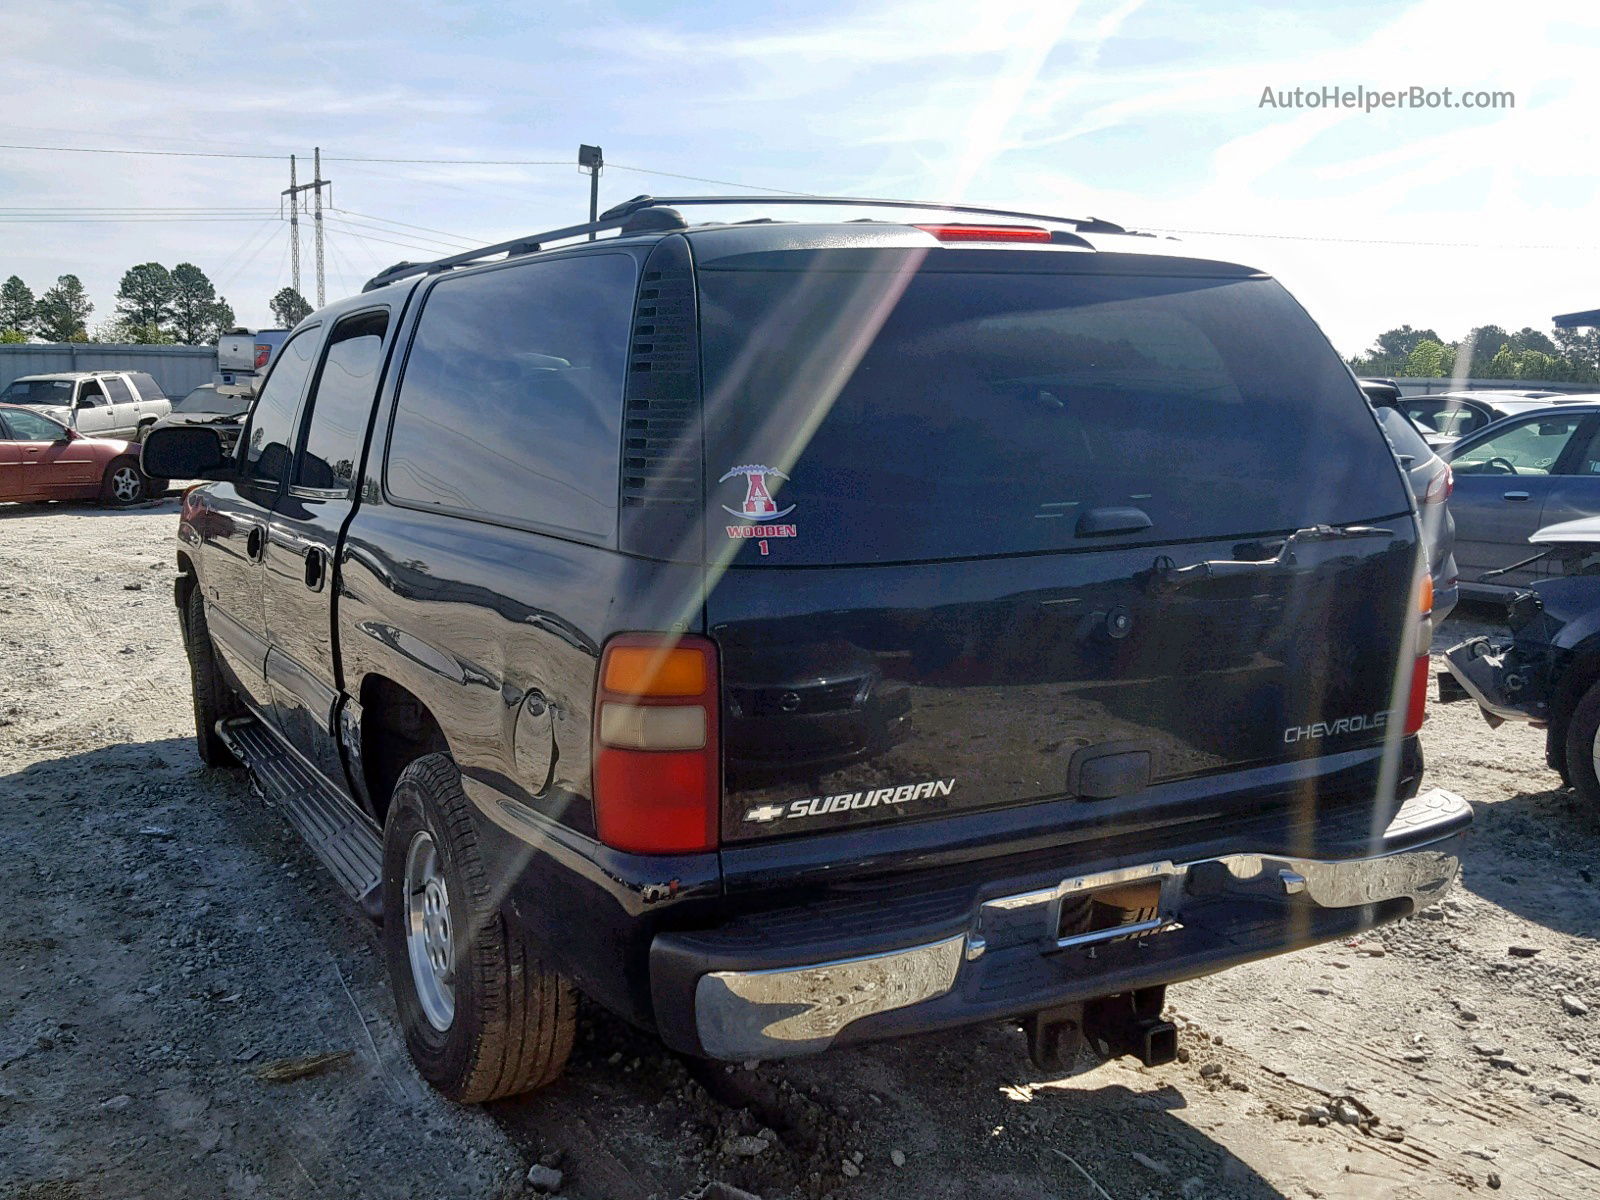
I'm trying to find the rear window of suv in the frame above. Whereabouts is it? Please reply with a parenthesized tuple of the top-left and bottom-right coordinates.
(698, 255, 1409, 565)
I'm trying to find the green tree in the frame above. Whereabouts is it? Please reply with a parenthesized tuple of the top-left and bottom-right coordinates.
(1454, 324, 1512, 375)
(169, 262, 235, 344)
(1484, 346, 1518, 379)
(1509, 326, 1559, 355)
(0, 328, 27, 344)
(103, 318, 176, 345)
(0, 275, 36, 337)
(269, 286, 312, 327)
(1404, 339, 1447, 378)
(1554, 327, 1600, 375)
(35, 274, 94, 342)
(115, 262, 175, 334)
(1373, 325, 1441, 362)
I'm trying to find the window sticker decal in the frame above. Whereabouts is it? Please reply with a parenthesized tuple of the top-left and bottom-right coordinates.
(720, 464, 793, 520)
(720, 464, 796, 549)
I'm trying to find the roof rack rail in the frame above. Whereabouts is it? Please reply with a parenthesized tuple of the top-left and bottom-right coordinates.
(361, 193, 1130, 293)
(599, 193, 1128, 234)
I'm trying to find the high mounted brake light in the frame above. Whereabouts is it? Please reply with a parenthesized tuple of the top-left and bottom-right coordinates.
(593, 634, 719, 854)
(912, 224, 1052, 243)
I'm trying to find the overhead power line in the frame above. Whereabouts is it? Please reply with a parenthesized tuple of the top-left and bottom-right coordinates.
(0, 142, 284, 160)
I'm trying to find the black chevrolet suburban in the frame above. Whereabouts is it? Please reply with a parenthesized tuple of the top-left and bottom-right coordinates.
(143, 194, 1471, 1102)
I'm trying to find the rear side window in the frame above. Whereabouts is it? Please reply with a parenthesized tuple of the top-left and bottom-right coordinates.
(103, 377, 133, 403)
(294, 309, 388, 494)
(386, 253, 636, 540)
(1375, 407, 1433, 463)
(699, 259, 1411, 564)
(129, 372, 164, 400)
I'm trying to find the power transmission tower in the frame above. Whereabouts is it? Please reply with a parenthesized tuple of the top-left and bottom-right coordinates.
(285, 154, 300, 298)
(282, 149, 333, 308)
(313, 147, 326, 308)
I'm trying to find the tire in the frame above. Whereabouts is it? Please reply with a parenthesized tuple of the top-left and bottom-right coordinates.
(183, 587, 244, 768)
(99, 457, 147, 506)
(382, 753, 576, 1102)
(1563, 681, 1600, 809)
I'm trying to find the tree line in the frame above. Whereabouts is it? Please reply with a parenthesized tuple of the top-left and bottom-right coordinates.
(0, 267, 313, 346)
(1348, 323, 1600, 384)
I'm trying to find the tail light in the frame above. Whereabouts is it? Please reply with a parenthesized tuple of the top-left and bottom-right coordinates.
(593, 634, 719, 854)
(1423, 463, 1453, 504)
(254, 344, 271, 369)
(1404, 574, 1433, 735)
(912, 224, 1051, 243)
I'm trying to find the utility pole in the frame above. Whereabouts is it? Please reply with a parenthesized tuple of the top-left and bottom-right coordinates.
(282, 149, 333, 307)
(579, 144, 603, 239)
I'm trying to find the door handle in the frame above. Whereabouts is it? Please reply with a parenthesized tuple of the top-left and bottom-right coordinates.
(303, 546, 327, 591)
(246, 526, 265, 561)
(1503, 491, 1531, 502)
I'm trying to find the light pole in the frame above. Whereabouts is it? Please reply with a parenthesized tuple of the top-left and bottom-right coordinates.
(579, 144, 603, 239)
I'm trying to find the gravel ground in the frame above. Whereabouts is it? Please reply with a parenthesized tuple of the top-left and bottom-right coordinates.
(4, 497, 1600, 1200)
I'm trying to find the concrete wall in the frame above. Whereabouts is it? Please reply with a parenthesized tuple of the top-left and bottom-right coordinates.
(0, 344, 216, 398)
(1391, 377, 1598, 397)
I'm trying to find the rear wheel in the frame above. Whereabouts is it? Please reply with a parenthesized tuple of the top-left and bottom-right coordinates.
(183, 587, 244, 767)
(1563, 681, 1600, 809)
(382, 753, 576, 1102)
(99, 458, 147, 506)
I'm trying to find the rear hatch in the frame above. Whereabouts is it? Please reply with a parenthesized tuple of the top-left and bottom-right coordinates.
(690, 244, 1419, 842)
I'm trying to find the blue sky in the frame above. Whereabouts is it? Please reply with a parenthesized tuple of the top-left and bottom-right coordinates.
(3, 0, 1597, 356)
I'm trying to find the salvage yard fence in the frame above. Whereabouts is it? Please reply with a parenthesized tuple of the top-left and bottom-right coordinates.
(0, 344, 217, 399)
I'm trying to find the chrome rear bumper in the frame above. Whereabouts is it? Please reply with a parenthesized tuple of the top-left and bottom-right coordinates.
(687, 788, 1469, 1060)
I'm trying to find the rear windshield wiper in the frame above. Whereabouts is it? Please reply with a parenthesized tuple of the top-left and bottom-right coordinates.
(1143, 525, 1395, 595)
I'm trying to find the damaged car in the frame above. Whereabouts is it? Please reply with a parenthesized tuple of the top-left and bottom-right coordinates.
(1443, 515, 1600, 803)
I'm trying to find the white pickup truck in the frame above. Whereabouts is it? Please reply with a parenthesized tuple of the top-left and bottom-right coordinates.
(214, 329, 289, 395)
(0, 370, 171, 440)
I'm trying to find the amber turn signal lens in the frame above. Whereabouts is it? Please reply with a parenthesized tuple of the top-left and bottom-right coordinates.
(601, 645, 708, 697)
(1419, 574, 1433, 616)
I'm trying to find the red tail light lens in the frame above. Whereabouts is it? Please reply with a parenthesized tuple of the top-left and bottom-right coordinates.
(593, 634, 719, 854)
(1423, 463, 1453, 504)
(912, 224, 1051, 243)
(254, 344, 271, 369)
(1404, 654, 1430, 735)
(1405, 574, 1433, 735)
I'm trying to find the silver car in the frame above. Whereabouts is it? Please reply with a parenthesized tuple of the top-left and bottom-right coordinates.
(1443, 400, 1600, 598)
(1375, 405, 1458, 622)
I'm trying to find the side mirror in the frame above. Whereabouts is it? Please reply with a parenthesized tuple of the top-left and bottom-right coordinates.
(62, 427, 82, 442)
(141, 424, 235, 481)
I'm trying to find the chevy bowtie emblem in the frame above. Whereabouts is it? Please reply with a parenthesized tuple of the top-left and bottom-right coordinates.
(720, 464, 794, 521)
(745, 804, 786, 823)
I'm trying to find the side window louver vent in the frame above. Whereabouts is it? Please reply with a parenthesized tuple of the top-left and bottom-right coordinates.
(618, 238, 703, 558)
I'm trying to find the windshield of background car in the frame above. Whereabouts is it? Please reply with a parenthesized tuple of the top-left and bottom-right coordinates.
(175, 386, 251, 416)
(698, 255, 1410, 565)
(0, 379, 74, 406)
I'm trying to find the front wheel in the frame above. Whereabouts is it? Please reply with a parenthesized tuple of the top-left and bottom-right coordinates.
(1563, 680, 1600, 809)
(99, 458, 147, 506)
(382, 753, 576, 1102)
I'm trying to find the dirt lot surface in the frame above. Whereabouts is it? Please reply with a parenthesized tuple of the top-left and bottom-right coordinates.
(5, 498, 1600, 1200)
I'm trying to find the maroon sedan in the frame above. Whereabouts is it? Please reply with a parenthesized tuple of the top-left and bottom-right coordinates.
(0, 403, 163, 506)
